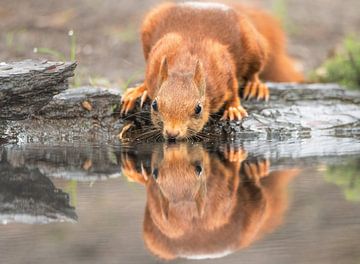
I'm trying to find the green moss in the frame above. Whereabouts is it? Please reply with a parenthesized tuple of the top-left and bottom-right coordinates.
(311, 35, 360, 90)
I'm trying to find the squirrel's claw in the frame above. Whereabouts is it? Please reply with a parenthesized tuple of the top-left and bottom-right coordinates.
(120, 153, 148, 184)
(140, 90, 148, 108)
(121, 99, 136, 115)
(141, 162, 149, 181)
(243, 80, 269, 101)
(221, 105, 248, 121)
(118, 123, 134, 140)
(120, 84, 148, 115)
(223, 145, 248, 163)
(243, 159, 270, 183)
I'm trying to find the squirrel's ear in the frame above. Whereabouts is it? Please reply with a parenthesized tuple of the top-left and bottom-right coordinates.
(194, 180, 206, 218)
(159, 190, 170, 220)
(194, 60, 205, 96)
(158, 56, 168, 87)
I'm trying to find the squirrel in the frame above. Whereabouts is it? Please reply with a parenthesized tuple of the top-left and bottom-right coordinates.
(120, 143, 299, 260)
(120, 1, 303, 140)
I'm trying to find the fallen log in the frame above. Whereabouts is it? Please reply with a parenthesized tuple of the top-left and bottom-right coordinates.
(0, 149, 77, 224)
(3, 143, 122, 181)
(0, 60, 76, 120)
(0, 60, 359, 144)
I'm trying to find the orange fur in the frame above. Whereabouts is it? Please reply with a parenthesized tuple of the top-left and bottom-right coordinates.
(121, 144, 299, 260)
(121, 2, 303, 139)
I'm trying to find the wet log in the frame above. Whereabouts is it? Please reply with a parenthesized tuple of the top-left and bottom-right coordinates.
(0, 86, 124, 144)
(0, 60, 76, 120)
(0, 137, 359, 185)
(0, 83, 359, 144)
(119, 83, 360, 142)
(0, 60, 359, 144)
(3, 143, 122, 181)
(0, 149, 77, 224)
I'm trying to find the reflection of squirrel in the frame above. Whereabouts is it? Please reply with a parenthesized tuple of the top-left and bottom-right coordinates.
(121, 144, 299, 260)
(120, 2, 303, 140)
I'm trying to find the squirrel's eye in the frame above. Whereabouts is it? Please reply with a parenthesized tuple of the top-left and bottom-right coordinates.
(152, 168, 159, 180)
(195, 164, 203, 176)
(195, 104, 202, 115)
(152, 100, 158, 112)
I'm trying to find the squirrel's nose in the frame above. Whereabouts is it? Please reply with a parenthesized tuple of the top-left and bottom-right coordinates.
(165, 130, 180, 140)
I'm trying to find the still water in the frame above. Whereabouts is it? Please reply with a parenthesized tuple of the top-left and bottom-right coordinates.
(0, 138, 360, 264)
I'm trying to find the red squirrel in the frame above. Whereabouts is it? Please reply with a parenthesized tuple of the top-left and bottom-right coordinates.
(120, 143, 299, 260)
(120, 1, 303, 140)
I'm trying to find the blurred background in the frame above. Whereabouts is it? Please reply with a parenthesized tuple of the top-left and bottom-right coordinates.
(1, 0, 360, 88)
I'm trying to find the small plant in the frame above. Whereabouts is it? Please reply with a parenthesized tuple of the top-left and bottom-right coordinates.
(105, 23, 137, 44)
(33, 29, 80, 86)
(311, 35, 360, 90)
(33, 47, 67, 61)
(68, 30, 76, 62)
(121, 70, 144, 91)
(117, 24, 137, 44)
(271, 0, 296, 35)
(5, 29, 27, 52)
(88, 76, 113, 87)
(5, 31, 15, 48)
(64, 180, 78, 207)
(34, 29, 76, 61)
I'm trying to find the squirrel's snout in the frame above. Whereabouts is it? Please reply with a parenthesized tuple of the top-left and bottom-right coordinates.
(165, 129, 180, 140)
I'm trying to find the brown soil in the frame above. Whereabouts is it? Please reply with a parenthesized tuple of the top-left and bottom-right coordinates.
(1, 0, 360, 88)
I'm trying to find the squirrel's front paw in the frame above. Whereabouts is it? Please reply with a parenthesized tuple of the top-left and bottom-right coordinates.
(121, 153, 148, 184)
(120, 84, 148, 115)
(243, 159, 270, 183)
(221, 104, 248, 121)
(223, 145, 248, 163)
(243, 80, 269, 101)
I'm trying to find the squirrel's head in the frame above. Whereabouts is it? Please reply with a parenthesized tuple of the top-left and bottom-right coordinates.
(151, 57, 209, 141)
(120, 142, 300, 260)
(143, 145, 299, 260)
(149, 143, 208, 221)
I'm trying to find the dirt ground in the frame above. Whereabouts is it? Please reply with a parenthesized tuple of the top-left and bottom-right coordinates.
(1, 0, 360, 88)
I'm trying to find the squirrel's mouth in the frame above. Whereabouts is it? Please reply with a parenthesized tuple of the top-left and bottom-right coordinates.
(163, 133, 188, 142)
(164, 134, 184, 142)
(167, 137, 178, 144)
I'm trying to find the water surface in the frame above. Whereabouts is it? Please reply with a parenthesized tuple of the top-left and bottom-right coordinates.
(0, 138, 360, 264)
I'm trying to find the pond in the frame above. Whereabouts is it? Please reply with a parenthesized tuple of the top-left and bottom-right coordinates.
(0, 137, 360, 264)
